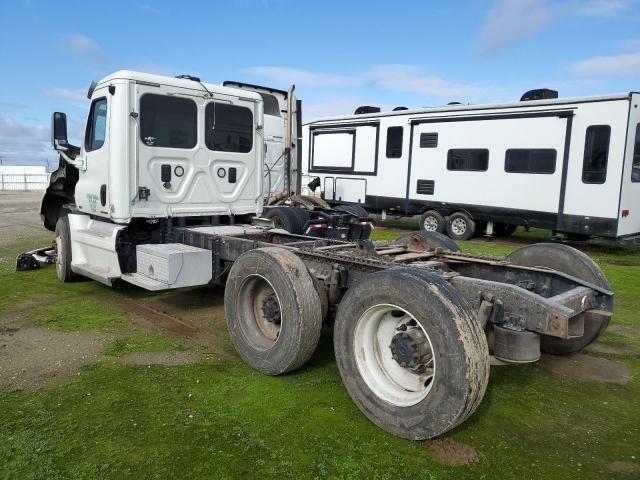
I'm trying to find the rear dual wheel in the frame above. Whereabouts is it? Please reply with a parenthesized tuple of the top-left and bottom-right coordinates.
(264, 207, 310, 235)
(224, 248, 322, 375)
(334, 268, 489, 440)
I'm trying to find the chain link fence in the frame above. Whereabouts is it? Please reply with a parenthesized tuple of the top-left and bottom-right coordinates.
(0, 173, 51, 191)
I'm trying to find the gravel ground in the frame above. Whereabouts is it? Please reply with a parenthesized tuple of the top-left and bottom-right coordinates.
(0, 191, 49, 247)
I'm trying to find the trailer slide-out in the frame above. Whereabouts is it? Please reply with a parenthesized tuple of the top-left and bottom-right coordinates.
(21, 71, 614, 440)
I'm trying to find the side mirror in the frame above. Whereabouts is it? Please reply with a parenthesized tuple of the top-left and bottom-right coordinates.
(51, 112, 68, 151)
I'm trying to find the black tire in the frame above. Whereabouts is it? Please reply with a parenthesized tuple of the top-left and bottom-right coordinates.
(54, 215, 79, 282)
(289, 207, 310, 234)
(395, 230, 461, 252)
(265, 207, 305, 234)
(419, 210, 446, 233)
(224, 247, 322, 375)
(506, 243, 612, 355)
(333, 268, 489, 440)
(494, 223, 518, 237)
(334, 204, 372, 240)
(445, 212, 476, 241)
(334, 204, 368, 218)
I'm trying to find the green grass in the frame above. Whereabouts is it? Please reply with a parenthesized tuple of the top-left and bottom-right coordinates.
(101, 335, 188, 357)
(32, 298, 127, 332)
(1, 230, 639, 479)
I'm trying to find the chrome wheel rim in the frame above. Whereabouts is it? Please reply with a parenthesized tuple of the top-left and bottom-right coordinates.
(451, 218, 467, 236)
(423, 215, 439, 232)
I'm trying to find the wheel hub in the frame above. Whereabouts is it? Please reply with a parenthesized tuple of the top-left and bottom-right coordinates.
(261, 293, 281, 324)
(390, 328, 431, 370)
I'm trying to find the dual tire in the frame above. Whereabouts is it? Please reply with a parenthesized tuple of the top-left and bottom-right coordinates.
(420, 210, 476, 241)
(264, 207, 310, 235)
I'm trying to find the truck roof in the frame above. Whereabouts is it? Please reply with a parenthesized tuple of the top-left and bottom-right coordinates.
(305, 92, 638, 125)
(96, 70, 263, 101)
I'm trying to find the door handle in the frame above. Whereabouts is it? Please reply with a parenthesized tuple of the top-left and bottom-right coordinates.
(100, 184, 107, 206)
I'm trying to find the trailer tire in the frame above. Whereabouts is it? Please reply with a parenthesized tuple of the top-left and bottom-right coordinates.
(55, 215, 79, 283)
(420, 210, 446, 233)
(224, 247, 322, 375)
(506, 243, 611, 355)
(334, 204, 372, 239)
(333, 268, 489, 440)
(395, 230, 461, 252)
(265, 207, 305, 235)
(446, 212, 476, 241)
(494, 223, 518, 237)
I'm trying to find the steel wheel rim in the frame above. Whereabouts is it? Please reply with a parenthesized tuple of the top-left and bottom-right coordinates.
(353, 304, 436, 407)
(451, 218, 467, 236)
(423, 216, 439, 231)
(236, 274, 282, 351)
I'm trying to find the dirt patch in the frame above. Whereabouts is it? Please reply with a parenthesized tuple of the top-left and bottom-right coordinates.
(608, 324, 640, 340)
(427, 438, 479, 466)
(114, 351, 204, 366)
(607, 461, 640, 475)
(114, 289, 231, 352)
(539, 353, 630, 384)
(0, 327, 110, 389)
(586, 341, 640, 357)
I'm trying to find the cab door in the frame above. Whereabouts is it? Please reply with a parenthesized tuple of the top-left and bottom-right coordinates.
(75, 92, 110, 217)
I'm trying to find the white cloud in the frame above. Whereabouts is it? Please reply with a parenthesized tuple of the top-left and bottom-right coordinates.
(244, 66, 359, 88)
(64, 33, 110, 71)
(477, 0, 634, 55)
(245, 65, 480, 100)
(0, 114, 50, 166)
(570, 52, 640, 75)
(477, 0, 554, 55)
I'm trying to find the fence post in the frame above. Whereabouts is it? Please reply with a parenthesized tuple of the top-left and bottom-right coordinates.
(24, 173, 27, 191)
(1, 173, 3, 190)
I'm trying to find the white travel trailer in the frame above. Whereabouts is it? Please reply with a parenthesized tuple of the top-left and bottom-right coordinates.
(302, 91, 640, 240)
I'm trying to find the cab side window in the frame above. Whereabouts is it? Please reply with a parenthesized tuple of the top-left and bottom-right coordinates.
(85, 98, 108, 152)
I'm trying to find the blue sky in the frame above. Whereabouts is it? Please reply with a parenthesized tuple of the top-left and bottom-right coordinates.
(1, 0, 639, 167)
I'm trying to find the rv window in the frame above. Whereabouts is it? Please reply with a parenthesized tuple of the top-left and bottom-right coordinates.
(632, 124, 640, 183)
(419, 132, 438, 148)
(205, 103, 253, 153)
(505, 149, 556, 174)
(140, 94, 197, 149)
(582, 125, 611, 184)
(85, 98, 107, 152)
(447, 149, 489, 171)
(386, 126, 403, 158)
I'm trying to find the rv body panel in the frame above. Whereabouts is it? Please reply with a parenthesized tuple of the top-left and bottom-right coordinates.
(617, 93, 640, 237)
(303, 93, 639, 239)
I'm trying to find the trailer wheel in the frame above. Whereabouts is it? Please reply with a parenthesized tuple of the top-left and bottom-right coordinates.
(494, 223, 518, 237)
(395, 230, 461, 252)
(506, 243, 611, 355)
(289, 207, 310, 233)
(265, 207, 305, 235)
(445, 212, 476, 241)
(224, 247, 322, 375)
(55, 216, 79, 283)
(334, 268, 489, 440)
(334, 204, 372, 240)
(420, 210, 445, 233)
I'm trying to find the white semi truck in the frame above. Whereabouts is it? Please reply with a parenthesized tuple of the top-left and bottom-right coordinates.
(21, 71, 614, 440)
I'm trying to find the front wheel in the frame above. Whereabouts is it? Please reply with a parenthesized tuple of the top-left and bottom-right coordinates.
(55, 216, 79, 282)
(333, 268, 489, 440)
(420, 210, 445, 233)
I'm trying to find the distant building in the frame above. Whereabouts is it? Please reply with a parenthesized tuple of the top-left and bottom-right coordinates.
(0, 165, 50, 191)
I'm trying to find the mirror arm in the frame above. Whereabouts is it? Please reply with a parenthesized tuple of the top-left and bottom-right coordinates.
(59, 150, 86, 171)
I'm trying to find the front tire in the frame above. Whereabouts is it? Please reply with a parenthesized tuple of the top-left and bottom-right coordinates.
(55, 216, 79, 282)
(224, 247, 322, 375)
(506, 243, 612, 355)
(333, 268, 489, 440)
